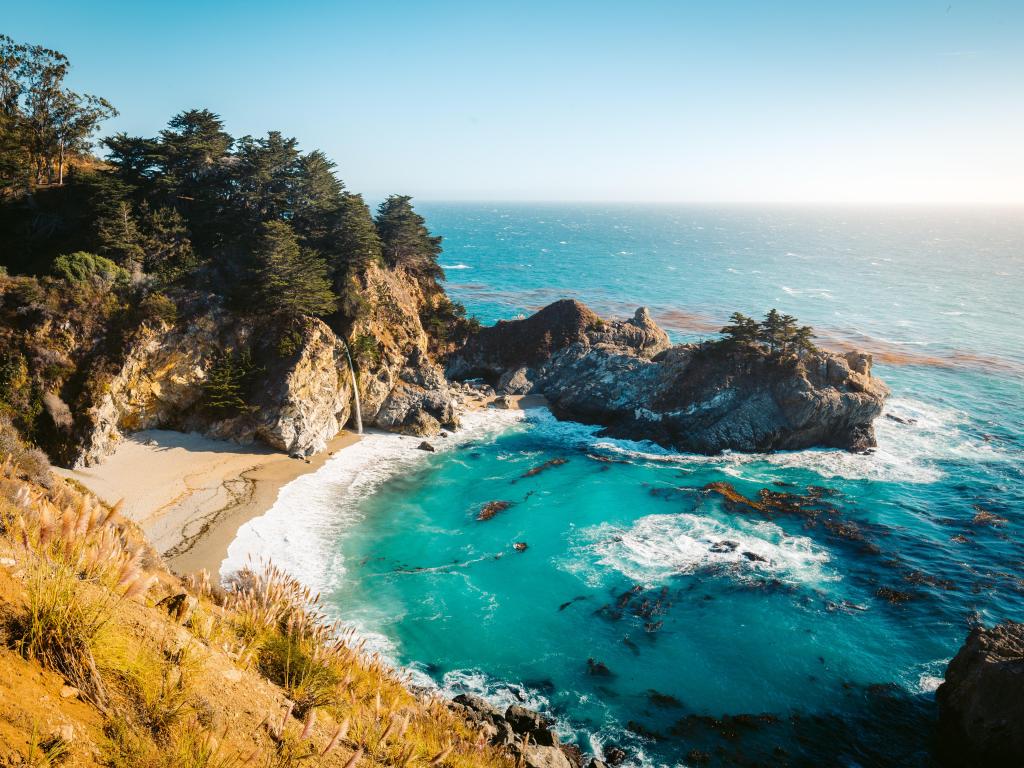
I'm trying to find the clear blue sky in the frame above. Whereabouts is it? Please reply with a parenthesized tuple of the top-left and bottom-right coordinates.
(5, 1, 1023, 203)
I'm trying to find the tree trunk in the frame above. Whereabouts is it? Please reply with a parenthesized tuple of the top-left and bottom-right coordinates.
(58, 139, 64, 185)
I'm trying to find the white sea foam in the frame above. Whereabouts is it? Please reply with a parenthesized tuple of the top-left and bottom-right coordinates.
(435, 669, 553, 714)
(220, 408, 526, 586)
(523, 396, 1005, 485)
(901, 658, 951, 695)
(567, 512, 834, 588)
(440, 262, 472, 270)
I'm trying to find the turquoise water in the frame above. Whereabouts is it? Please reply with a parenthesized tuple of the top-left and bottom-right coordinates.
(229, 205, 1024, 767)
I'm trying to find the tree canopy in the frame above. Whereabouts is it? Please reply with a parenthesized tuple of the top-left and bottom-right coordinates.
(719, 309, 817, 356)
(0, 35, 453, 337)
(375, 195, 444, 283)
(0, 34, 116, 192)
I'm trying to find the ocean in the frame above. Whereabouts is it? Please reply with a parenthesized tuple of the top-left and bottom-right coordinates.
(224, 204, 1024, 767)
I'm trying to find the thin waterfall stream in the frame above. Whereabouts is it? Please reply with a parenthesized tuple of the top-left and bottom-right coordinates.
(341, 339, 363, 434)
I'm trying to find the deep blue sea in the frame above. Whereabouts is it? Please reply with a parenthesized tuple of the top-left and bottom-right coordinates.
(227, 205, 1024, 767)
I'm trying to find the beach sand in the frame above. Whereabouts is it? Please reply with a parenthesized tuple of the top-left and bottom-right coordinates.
(57, 429, 360, 576)
(55, 393, 545, 579)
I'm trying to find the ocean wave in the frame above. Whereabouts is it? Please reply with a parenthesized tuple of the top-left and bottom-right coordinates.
(220, 408, 526, 586)
(567, 512, 834, 588)
(435, 668, 553, 715)
(441, 263, 472, 270)
(522, 397, 1005, 485)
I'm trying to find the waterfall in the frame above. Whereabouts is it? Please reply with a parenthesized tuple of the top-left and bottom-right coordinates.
(341, 339, 363, 435)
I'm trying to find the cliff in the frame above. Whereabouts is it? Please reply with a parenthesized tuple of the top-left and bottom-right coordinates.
(73, 263, 458, 466)
(937, 621, 1024, 767)
(1, 262, 459, 468)
(448, 300, 889, 453)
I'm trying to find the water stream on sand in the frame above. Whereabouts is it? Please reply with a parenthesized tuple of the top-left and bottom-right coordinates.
(227, 205, 1024, 767)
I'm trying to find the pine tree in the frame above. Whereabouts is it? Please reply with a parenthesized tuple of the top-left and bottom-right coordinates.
(138, 204, 195, 283)
(96, 200, 144, 274)
(253, 220, 336, 318)
(375, 195, 443, 282)
(758, 309, 785, 353)
(202, 349, 256, 417)
(335, 193, 381, 270)
(720, 312, 760, 346)
(792, 325, 817, 355)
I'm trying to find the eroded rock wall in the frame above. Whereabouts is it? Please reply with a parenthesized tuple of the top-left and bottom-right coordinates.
(71, 264, 459, 466)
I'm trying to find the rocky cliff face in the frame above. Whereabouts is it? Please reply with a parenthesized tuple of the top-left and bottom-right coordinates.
(70, 264, 458, 467)
(936, 621, 1024, 767)
(448, 300, 889, 454)
(349, 263, 459, 436)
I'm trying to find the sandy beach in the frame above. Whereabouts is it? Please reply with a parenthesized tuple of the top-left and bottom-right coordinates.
(55, 394, 545, 579)
(58, 429, 361, 576)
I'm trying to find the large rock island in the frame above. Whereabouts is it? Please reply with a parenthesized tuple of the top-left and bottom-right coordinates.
(448, 299, 889, 453)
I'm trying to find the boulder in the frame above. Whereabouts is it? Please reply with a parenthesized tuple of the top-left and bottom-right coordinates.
(253, 317, 354, 457)
(498, 367, 536, 395)
(506, 704, 551, 735)
(522, 745, 573, 768)
(453, 693, 502, 720)
(936, 621, 1024, 766)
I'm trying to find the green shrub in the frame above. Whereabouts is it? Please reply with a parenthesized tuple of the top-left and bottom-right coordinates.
(276, 326, 304, 358)
(137, 292, 177, 326)
(201, 350, 259, 418)
(52, 252, 129, 285)
(351, 333, 379, 367)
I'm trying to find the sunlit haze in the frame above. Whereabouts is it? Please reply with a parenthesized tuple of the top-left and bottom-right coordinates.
(6, 0, 1023, 204)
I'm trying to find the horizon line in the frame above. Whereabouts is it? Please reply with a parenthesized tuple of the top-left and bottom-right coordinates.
(403, 198, 1024, 209)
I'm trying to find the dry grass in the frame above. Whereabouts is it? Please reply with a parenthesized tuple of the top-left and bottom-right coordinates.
(187, 562, 513, 768)
(0, 457, 513, 768)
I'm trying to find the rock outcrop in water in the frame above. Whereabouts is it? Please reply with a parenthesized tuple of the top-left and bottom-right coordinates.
(451, 694, 581, 768)
(448, 300, 889, 453)
(936, 621, 1024, 767)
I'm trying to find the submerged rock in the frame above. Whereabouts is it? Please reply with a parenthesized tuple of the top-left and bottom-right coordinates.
(937, 621, 1024, 767)
(448, 300, 889, 453)
(477, 500, 513, 521)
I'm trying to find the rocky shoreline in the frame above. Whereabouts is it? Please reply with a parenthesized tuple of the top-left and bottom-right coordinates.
(449, 694, 614, 768)
(937, 621, 1024, 767)
(448, 300, 890, 454)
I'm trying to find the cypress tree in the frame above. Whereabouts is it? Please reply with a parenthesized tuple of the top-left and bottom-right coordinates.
(252, 220, 336, 319)
(375, 195, 443, 282)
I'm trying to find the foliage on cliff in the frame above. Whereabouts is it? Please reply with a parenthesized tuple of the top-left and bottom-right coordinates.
(0, 33, 475, 465)
(0, 442, 512, 768)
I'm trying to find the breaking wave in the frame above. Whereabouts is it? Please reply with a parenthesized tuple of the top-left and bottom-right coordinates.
(221, 408, 526, 587)
(568, 513, 834, 588)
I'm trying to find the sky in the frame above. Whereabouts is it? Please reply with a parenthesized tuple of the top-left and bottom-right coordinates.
(5, 1, 1023, 204)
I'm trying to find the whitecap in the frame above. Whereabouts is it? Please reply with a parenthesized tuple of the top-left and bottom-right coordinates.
(436, 668, 553, 714)
(567, 513, 834, 588)
(441, 263, 472, 270)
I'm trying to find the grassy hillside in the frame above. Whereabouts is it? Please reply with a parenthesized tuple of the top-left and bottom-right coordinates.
(0, 420, 511, 768)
